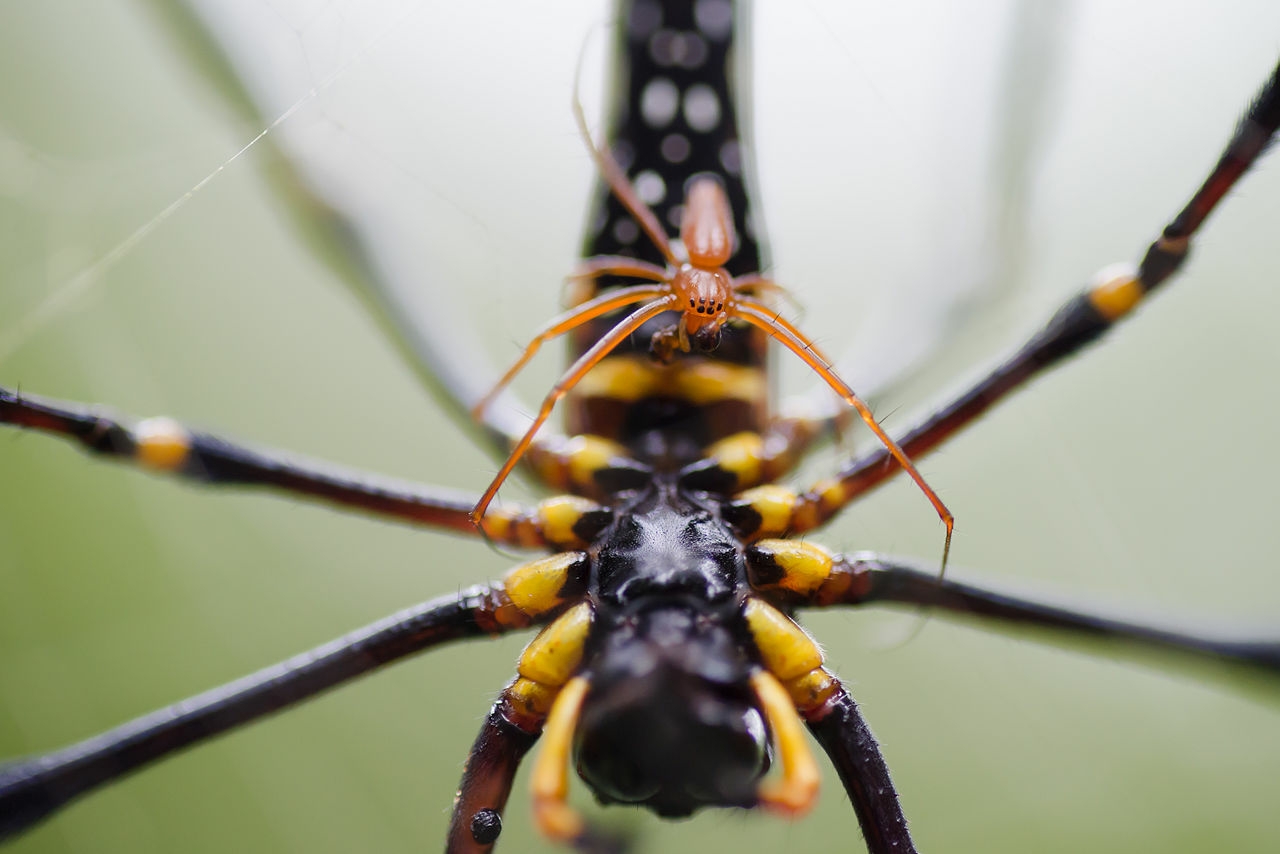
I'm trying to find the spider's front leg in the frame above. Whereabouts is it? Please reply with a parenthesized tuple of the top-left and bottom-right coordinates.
(0, 385, 618, 550)
(721, 57, 1280, 541)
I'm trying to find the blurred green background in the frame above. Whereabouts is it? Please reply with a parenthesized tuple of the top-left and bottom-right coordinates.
(1, 2, 1279, 853)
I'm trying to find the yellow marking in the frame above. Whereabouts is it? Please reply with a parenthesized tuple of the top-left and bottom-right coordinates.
(531, 675, 590, 842)
(479, 509, 546, 549)
(506, 676, 558, 718)
(481, 510, 513, 541)
(574, 353, 764, 406)
(671, 360, 765, 405)
(518, 602, 594, 687)
(812, 477, 847, 512)
(538, 495, 603, 548)
(564, 435, 628, 490)
(752, 539, 834, 596)
(783, 668, 838, 713)
(134, 417, 191, 471)
(750, 670, 821, 817)
(1088, 263, 1144, 321)
(735, 484, 798, 538)
(575, 355, 662, 402)
(504, 552, 584, 618)
(707, 432, 764, 488)
(744, 598, 823, 680)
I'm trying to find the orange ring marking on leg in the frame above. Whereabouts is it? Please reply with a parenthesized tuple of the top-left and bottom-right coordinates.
(1088, 264, 1144, 321)
(134, 417, 191, 471)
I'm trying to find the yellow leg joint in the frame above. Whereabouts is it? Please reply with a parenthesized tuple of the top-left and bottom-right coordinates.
(537, 495, 605, 549)
(531, 675, 590, 842)
(750, 670, 820, 817)
(564, 435, 629, 491)
(1088, 263, 1144, 321)
(134, 417, 191, 471)
(505, 676, 559, 720)
(782, 667, 839, 713)
(743, 598, 824, 680)
(747, 539, 834, 596)
(810, 477, 848, 519)
(526, 434, 632, 495)
(733, 484, 799, 539)
(706, 431, 766, 489)
(517, 602, 594, 687)
(503, 552, 588, 619)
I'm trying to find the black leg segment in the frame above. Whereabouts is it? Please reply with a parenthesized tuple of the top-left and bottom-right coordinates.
(0, 584, 518, 840)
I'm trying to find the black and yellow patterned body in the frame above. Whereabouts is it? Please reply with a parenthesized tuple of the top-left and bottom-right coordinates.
(567, 0, 770, 457)
(2, 3, 1279, 853)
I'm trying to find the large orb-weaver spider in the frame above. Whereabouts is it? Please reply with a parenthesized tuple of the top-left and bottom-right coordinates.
(1, 2, 1278, 852)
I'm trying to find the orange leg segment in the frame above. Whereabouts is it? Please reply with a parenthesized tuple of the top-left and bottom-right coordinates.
(472, 295, 677, 525)
(732, 275, 804, 316)
(472, 284, 668, 420)
(733, 302, 954, 575)
(571, 255, 669, 284)
(529, 675, 591, 842)
(572, 72, 676, 266)
(750, 669, 821, 817)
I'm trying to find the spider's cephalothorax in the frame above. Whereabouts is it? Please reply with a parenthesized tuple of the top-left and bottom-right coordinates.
(574, 477, 767, 818)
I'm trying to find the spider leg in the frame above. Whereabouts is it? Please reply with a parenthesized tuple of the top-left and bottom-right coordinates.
(806, 683, 916, 854)
(0, 583, 540, 841)
(450, 676, 628, 854)
(562, 257, 668, 308)
(744, 541, 1280, 677)
(733, 302, 954, 572)
(731, 274, 804, 316)
(682, 294, 852, 484)
(473, 296, 677, 523)
(725, 58, 1280, 541)
(0, 386, 609, 549)
(676, 409, 850, 495)
(473, 284, 667, 420)
(448, 701, 539, 854)
(571, 59, 676, 266)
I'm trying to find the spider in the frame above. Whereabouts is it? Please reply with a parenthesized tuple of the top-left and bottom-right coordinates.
(1, 2, 1279, 853)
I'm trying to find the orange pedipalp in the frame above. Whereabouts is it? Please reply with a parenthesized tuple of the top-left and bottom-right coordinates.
(472, 283, 668, 421)
(734, 302, 954, 574)
(530, 676, 590, 842)
(749, 670, 821, 816)
(472, 295, 677, 525)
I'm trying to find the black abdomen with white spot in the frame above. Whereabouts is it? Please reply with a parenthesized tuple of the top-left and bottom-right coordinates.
(583, 0, 763, 274)
(569, 0, 771, 453)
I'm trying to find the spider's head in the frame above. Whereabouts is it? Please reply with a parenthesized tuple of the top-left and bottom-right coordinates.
(673, 264, 732, 338)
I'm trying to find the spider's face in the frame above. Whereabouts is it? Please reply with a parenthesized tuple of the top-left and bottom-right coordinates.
(673, 264, 732, 337)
